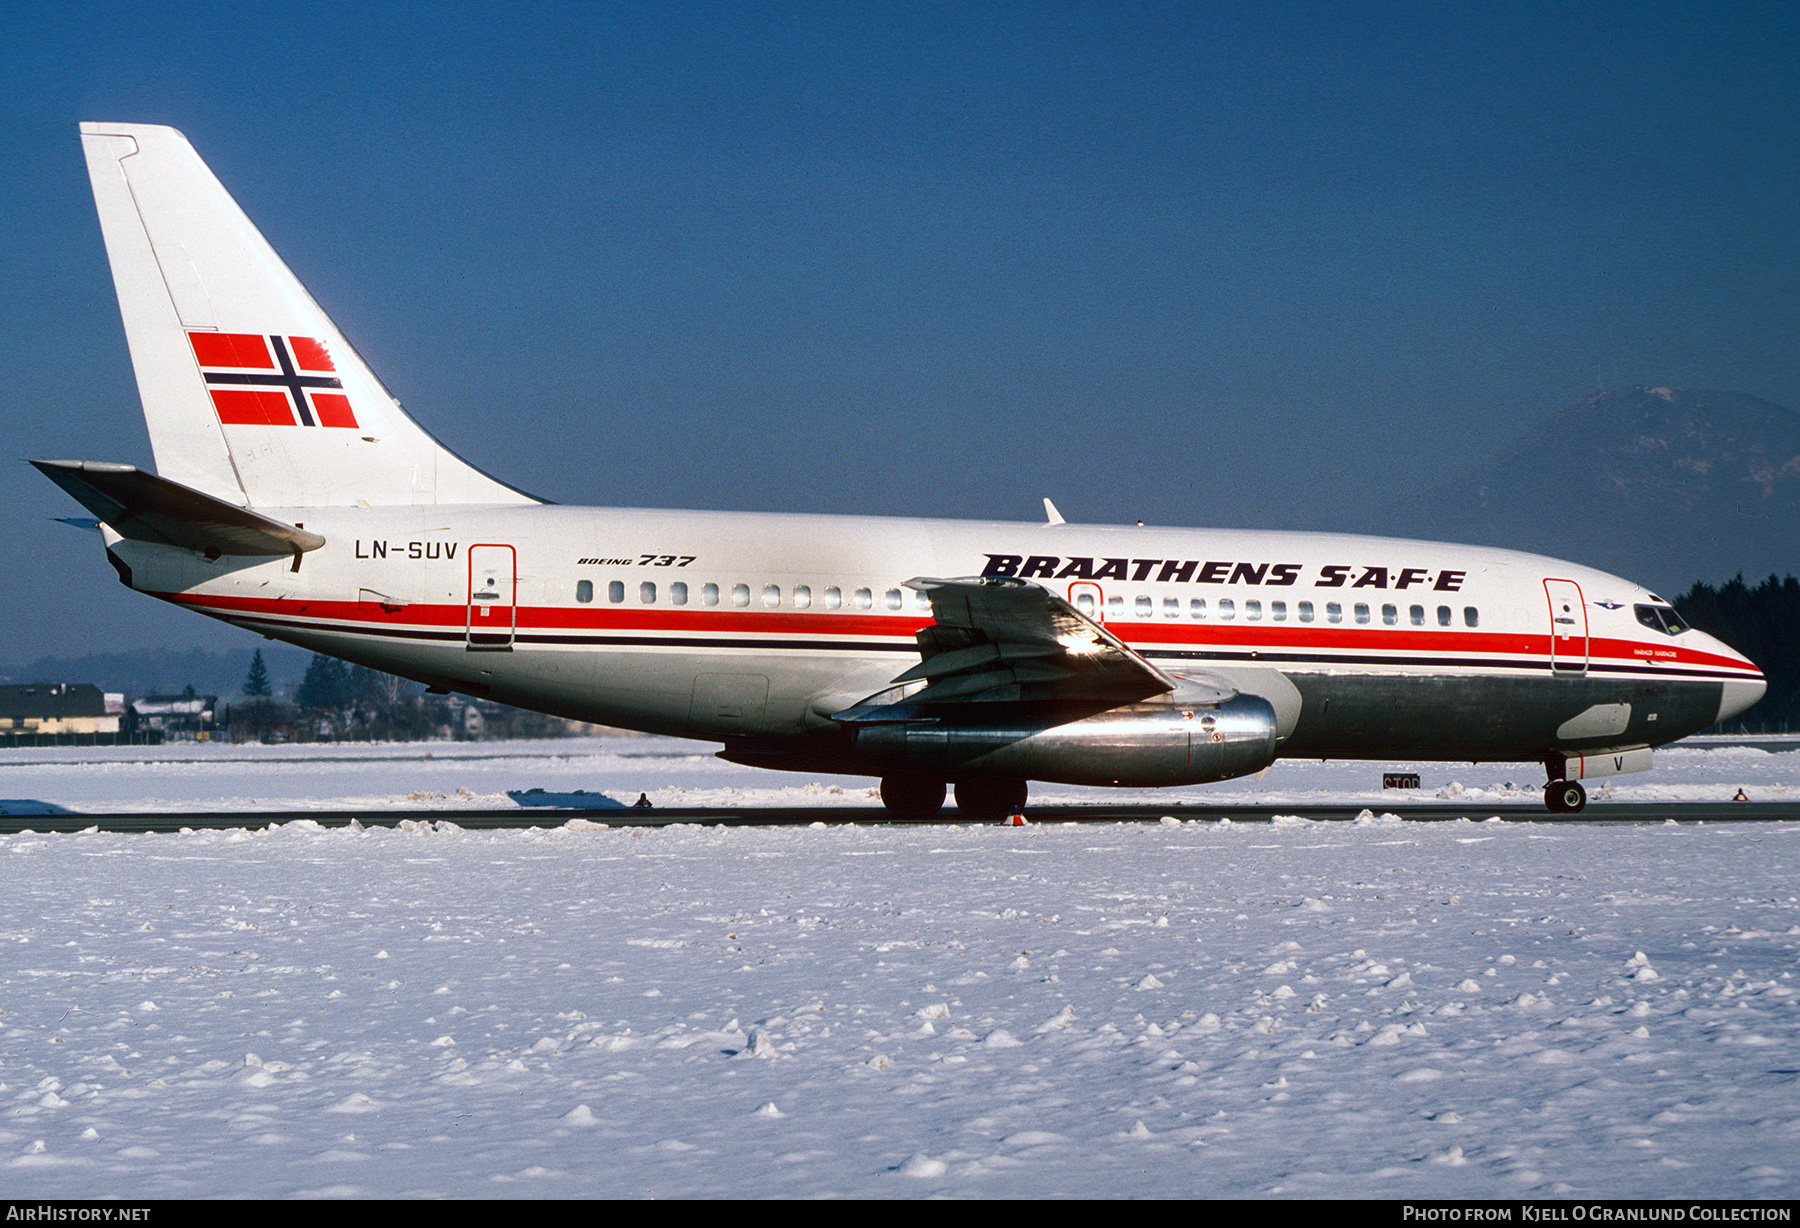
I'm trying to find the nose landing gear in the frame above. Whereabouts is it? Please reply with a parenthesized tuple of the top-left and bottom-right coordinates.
(1544, 778, 1586, 813)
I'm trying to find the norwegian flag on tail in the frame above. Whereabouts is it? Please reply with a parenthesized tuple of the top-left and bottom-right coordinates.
(187, 332, 359, 429)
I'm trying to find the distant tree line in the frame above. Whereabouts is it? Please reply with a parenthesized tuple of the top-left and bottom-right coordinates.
(226, 650, 582, 742)
(1674, 574, 1799, 732)
(230, 651, 439, 741)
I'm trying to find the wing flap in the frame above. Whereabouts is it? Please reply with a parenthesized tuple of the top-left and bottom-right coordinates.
(837, 576, 1176, 718)
(33, 459, 324, 558)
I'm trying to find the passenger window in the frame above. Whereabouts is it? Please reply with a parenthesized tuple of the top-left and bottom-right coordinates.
(576, 580, 593, 603)
(1245, 599, 1262, 621)
(702, 583, 720, 607)
(671, 581, 687, 605)
(732, 584, 750, 608)
(1464, 606, 1479, 628)
(1135, 596, 1152, 616)
(823, 586, 842, 610)
(1108, 596, 1123, 612)
(1382, 604, 1397, 625)
(1298, 601, 1314, 623)
(885, 589, 903, 610)
(1437, 605, 1452, 626)
(608, 580, 624, 604)
(1410, 604, 1424, 626)
(1163, 598, 1180, 619)
(915, 591, 931, 611)
(1190, 598, 1206, 620)
(854, 588, 872, 609)
(763, 585, 781, 608)
(793, 585, 811, 609)
(1076, 592, 1095, 617)
(1354, 603, 1369, 625)
(640, 581, 656, 604)
(1326, 602, 1342, 624)
(1218, 598, 1235, 621)
(1271, 601, 1286, 622)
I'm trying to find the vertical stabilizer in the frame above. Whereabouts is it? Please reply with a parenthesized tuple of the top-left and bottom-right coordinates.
(80, 123, 536, 509)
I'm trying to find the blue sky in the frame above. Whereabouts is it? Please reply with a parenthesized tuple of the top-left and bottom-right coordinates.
(2, 1, 1795, 664)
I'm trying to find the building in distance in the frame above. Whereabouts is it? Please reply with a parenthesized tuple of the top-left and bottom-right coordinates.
(0, 683, 124, 744)
(127, 693, 219, 741)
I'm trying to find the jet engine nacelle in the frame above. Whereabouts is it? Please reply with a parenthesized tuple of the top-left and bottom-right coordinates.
(851, 693, 1279, 787)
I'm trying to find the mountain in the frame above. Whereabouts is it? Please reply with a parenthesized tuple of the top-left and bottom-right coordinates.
(1418, 386, 1800, 596)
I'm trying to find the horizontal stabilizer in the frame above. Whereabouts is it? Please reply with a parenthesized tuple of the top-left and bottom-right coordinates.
(32, 459, 324, 558)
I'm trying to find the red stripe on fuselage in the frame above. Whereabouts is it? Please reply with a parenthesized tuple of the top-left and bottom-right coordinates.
(154, 590, 1763, 678)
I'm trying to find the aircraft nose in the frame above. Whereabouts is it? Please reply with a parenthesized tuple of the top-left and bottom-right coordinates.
(1700, 629, 1767, 724)
(1717, 674, 1767, 725)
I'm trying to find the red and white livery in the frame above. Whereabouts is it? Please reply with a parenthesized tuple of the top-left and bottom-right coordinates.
(42, 124, 1766, 816)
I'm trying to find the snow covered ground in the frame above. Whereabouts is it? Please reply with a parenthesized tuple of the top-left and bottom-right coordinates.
(0, 739, 1795, 1199)
(0, 732, 1794, 814)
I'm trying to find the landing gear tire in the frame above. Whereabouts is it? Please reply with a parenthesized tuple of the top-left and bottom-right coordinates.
(1544, 779, 1586, 814)
(880, 774, 946, 819)
(954, 778, 1029, 820)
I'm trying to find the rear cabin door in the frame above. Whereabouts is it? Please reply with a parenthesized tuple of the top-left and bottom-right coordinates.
(467, 544, 516, 650)
(1544, 578, 1588, 676)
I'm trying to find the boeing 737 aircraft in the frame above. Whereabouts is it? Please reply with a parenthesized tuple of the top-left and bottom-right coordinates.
(40, 123, 1766, 816)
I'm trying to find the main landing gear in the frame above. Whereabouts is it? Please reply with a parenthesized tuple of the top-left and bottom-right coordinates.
(878, 774, 945, 819)
(878, 775, 1028, 820)
(1544, 778, 1587, 814)
(953, 778, 1029, 821)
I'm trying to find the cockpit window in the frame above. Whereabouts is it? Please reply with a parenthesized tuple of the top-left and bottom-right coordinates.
(1634, 604, 1688, 636)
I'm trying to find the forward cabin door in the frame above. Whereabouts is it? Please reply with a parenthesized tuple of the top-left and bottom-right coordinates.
(1544, 578, 1588, 675)
(1068, 581, 1105, 623)
(468, 544, 517, 650)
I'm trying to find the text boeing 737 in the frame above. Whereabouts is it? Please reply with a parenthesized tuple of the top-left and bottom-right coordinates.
(40, 123, 1766, 816)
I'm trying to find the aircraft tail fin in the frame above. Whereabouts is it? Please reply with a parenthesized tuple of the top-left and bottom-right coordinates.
(79, 123, 536, 509)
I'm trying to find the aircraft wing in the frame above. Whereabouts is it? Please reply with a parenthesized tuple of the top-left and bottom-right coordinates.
(837, 576, 1178, 719)
(33, 459, 324, 559)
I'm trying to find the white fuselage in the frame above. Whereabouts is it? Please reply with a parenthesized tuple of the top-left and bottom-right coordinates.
(60, 124, 1771, 810)
(106, 504, 1765, 775)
